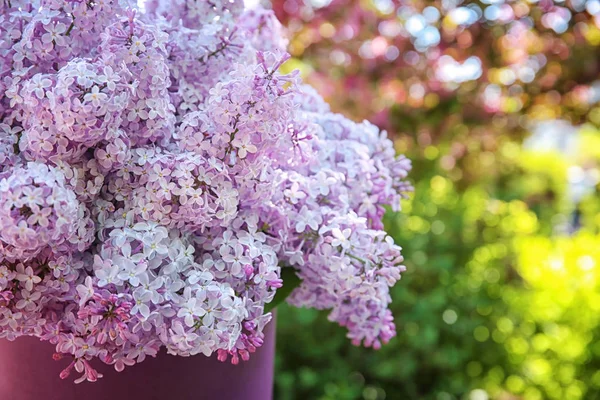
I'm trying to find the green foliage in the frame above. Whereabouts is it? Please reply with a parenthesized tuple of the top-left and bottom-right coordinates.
(484, 233, 600, 400)
(265, 267, 302, 313)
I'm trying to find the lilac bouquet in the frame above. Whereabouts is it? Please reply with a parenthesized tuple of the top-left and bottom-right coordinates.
(0, 0, 411, 383)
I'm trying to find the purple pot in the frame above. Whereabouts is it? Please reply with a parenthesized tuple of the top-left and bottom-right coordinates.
(0, 315, 276, 400)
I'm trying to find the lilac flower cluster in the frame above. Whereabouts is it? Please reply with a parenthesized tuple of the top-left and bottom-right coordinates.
(0, 0, 411, 383)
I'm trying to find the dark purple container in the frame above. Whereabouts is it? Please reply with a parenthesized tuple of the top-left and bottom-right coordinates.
(0, 316, 276, 400)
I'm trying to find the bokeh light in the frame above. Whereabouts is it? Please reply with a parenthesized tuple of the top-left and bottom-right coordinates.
(272, 0, 600, 399)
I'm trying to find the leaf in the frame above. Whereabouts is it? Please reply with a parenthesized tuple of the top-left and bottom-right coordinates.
(264, 267, 302, 313)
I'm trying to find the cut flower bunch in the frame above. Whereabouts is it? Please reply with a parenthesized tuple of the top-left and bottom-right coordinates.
(0, 0, 411, 383)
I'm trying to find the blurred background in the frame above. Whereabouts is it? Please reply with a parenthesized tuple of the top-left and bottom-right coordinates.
(263, 1, 600, 399)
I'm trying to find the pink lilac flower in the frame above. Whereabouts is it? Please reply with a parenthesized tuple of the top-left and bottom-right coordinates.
(0, 0, 411, 383)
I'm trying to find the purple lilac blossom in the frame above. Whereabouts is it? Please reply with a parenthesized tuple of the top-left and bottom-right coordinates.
(0, 0, 412, 383)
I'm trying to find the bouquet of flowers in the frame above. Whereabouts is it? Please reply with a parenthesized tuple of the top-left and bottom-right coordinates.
(0, 0, 411, 383)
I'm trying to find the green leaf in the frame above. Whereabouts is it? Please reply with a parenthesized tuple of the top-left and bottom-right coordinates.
(264, 267, 302, 313)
